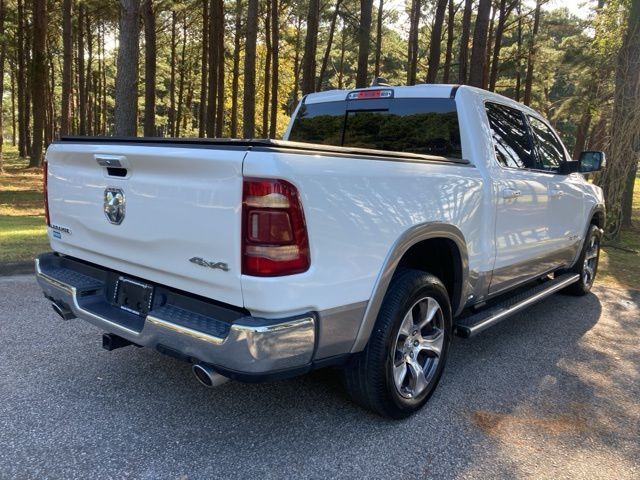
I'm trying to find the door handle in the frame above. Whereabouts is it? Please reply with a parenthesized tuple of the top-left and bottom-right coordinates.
(549, 188, 565, 198)
(501, 188, 522, 199)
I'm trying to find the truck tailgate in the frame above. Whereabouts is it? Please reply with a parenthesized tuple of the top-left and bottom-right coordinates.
(45, 142, 246, 307)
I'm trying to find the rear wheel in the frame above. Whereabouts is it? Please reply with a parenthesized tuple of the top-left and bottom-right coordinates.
(343, 269, 452, 418)
(562, 224, 602, 296)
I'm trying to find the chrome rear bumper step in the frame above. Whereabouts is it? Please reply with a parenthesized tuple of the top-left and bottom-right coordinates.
(454, 273, 580, 338)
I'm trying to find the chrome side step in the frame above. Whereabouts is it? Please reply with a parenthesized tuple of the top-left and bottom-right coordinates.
(454, 273, 580, 338)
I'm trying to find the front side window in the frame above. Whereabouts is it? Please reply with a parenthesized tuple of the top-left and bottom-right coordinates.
(528, 116, 566, 171)
(485, 102, 536, 169)
(289, 98, 462, 158)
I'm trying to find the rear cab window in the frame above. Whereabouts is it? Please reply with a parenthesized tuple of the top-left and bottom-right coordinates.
(485, 102, 536, 169)
(288, 96, 463, 159)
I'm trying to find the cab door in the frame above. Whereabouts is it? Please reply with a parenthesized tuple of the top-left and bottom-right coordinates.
(526, 115, 585, 265)
(485, 102, 557, 295)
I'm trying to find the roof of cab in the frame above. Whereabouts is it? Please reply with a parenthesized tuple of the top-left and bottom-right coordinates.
(302, 83, 544, 120)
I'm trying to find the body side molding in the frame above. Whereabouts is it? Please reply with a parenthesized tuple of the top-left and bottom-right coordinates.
(350, 222, 469, 353)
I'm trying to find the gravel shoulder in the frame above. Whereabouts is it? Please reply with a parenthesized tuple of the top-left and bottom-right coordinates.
(0, 275, 638, 479)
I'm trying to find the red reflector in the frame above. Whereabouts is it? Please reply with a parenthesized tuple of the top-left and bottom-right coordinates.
(43, 161, 50, 226)
(242, 178, 310, 277)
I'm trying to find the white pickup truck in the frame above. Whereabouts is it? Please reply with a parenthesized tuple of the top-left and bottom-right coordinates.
(36, 84, 605, 418)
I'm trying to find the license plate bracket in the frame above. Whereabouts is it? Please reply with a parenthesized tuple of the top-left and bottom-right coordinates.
(114, 277, 154, 317)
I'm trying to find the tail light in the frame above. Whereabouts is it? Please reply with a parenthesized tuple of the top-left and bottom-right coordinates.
(43, 161, 50, 226)
(242, 178, 310, 276)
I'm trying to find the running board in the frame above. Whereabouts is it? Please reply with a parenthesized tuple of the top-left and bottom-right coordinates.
(454, 273, 580, 338)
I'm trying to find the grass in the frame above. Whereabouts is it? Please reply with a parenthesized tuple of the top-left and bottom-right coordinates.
(0, 145, 49, 263)
(0, 143, 638, 289)
(598, 176, 640, 290)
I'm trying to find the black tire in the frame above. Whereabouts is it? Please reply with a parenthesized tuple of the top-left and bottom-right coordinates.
(561, 224, 602, 296)
(343, 268, 452, 419)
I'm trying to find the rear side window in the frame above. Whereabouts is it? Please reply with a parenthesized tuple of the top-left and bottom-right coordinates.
(528, 116, 566, 171)
(485, 102, 535, 169)
(288, 98, 462, 158)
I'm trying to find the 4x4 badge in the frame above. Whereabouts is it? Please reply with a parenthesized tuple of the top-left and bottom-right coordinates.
(189, 257, 229, 272)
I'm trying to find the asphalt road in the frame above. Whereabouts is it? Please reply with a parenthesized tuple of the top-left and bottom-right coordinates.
(1, 274, 639, 480)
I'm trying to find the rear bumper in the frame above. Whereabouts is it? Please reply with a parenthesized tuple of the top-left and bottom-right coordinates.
(35, 253, 316, 377)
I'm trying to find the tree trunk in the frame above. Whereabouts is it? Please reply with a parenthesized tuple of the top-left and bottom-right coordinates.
(17, 0, 27, 156)
(143, 0, 156, 137)
(269, 0, 279, 138)
(11, 60, 16, 146)
(489, 0, 513, 91)
(30, 0, 47, 167)
(206, 0, 222, 137)
(292, 15, 302, 109)
(243, 0, 258, 137)
(60, 0, 72, 136)
(598, 0, 640, 238)
(25, 22, 32, 156)
(374, 0, 383, 79)
(442, 0, 455, 83)
(338, 25, 346, 89)
(262, 3, 272, 137)
(114, 0, 141, 137)
(78, 3, 87, 135)
(426, 0, 448, 83)
(407, 0, 420, 85)
(169, 11, 177, 136)
(572, 111, 592, 159)
(523, 0, 541, 106)
(0, 0, 4, 172)
(98, 22, 107, 134)
(318, 0, 343, 91)
(45, 54, 54, 146)
(86, 14, 94, 136)
(458, 0, 472, 84)
(483, 4, 496, 89)
(198, 0, 209, 137)
(515, 2, 523, 101)
(356, 0, 373, 88)
(469, 0, 491, 88)
(622, 161, 638, 227)
(230, 0, 241, 137)
(176, 16, 188, 137)
(215, 0, 225, 137)
(301, 0, 320, 94)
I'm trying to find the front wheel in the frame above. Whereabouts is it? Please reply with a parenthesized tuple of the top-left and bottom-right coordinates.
(562, 224, 602, 296)
(343, 269, 452, 418)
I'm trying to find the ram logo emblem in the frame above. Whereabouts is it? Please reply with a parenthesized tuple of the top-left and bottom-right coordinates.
(104, 187, 126, 225)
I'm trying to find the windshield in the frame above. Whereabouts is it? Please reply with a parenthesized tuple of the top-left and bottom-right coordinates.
(288, 97, 462, 158)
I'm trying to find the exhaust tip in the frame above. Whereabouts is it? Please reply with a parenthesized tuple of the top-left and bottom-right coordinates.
(51, 301, 75, 320)
(192, 363, 229, 388)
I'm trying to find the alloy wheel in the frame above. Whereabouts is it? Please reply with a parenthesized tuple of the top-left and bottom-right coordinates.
(392, 296, 445, 399)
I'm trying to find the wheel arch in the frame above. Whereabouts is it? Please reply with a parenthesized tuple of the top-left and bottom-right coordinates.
(590, 204, 606, 229)
(350, 222, 469, 353)
(569, 203, 606, 268)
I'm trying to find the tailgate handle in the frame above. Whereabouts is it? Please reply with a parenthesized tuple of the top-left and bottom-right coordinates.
(95, 155, 128, 168)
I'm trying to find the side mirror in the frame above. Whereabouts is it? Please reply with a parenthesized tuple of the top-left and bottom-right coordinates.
(578, 151, 606, 173)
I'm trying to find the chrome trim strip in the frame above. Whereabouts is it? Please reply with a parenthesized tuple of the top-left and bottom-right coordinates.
(463, 274, 580, 337)
(232, 317, 315, 334)
(146, 315, 225, 345)
(351, 222, 469, 353)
